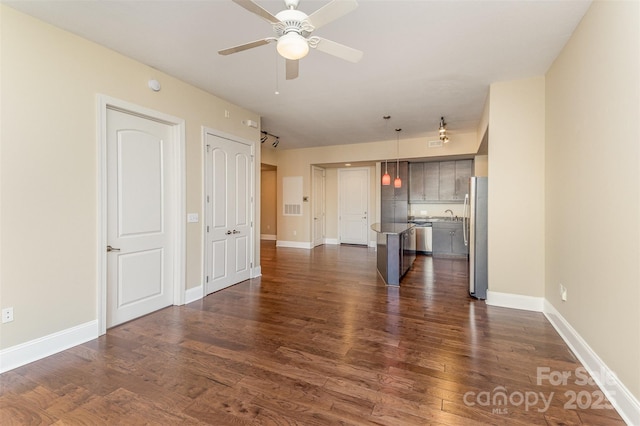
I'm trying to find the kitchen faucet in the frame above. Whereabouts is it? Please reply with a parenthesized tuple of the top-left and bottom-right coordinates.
(445, 209, 454, 220)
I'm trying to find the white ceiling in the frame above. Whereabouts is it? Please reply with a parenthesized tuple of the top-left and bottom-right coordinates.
(6, 0, 591, 149)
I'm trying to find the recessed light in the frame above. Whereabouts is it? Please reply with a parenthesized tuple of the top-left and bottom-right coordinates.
(345, 163, 352, 167)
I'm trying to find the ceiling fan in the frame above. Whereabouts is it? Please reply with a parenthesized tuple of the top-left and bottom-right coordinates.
(219, 0, 363, 80)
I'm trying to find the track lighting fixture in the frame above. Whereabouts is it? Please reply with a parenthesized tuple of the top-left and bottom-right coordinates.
(439, 116, 450, 144)
(261, 130, 280, 147)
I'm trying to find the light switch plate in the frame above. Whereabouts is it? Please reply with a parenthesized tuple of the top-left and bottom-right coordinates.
(187, 213, 199, 223)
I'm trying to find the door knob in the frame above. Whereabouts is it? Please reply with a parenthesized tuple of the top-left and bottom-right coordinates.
(107, 245, 120, 252)
(226, 230, 232, 235)
(232, 230, 240, 234)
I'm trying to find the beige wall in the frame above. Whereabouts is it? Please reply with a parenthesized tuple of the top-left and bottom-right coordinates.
(546, 0, 640, 399)
(487, 77, 546, 297)
(261, 146, 278, 166)
(260, 170, 277, 237)
(474, 155, 488, 176)
(0, 6, 260, 349)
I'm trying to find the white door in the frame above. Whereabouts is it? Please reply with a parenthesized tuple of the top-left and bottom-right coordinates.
(205, 132, 252, 294)
(106, 108, 174, 327)
(338, 168, 369, 245)
(312, 166, 325, 247)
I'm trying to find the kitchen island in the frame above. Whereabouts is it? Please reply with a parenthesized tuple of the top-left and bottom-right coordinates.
(371, 223, 416, 286)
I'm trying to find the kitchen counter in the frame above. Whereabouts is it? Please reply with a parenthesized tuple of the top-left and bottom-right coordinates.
(371, 222, 415, 235)
(409, 216, 463, 223)
(371, 223, 416, 286)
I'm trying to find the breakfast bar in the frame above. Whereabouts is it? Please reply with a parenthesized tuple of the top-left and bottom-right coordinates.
(371, 222, 416, 286)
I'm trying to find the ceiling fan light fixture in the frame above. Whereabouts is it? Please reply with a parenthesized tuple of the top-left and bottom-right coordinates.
(277, 32, 309, 60)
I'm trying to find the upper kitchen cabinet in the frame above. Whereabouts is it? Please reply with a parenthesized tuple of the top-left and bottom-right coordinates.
(439, 160, 472, 202)
(409, 162, 439, 202)
(381, 161, 409, 201)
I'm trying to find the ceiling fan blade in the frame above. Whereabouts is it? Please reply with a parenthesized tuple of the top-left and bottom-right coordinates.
(310, 37, 363, 63)
(307, 0, 358, 30)
(232, 0, 280, 24)
(218, 38, 276, 55)
(286, 59, 299, 80)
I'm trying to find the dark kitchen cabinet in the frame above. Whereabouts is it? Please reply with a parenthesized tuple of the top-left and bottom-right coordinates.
(438, 160, 473, 202)
(432, 221, 468, 257)
(455, 160, 472, 200)
(409, 162, 439, 201)
(381, 200, 408, 224)
(409, 160, 472, 203)
(438, 161, 456, 200)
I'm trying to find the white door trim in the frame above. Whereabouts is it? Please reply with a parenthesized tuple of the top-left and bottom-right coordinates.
(201, 126, 256, 297)
(97, 95, 186, 335)
(312, 166, 326, 247)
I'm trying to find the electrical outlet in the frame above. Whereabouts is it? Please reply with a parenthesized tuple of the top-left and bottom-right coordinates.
(224, 110, 230, 119)
(560, 284, 567, 301)
(293, 230, 297, 236)
(2, 307, 14, 323)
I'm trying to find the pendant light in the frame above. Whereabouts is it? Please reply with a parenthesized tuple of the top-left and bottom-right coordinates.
(381, 116, 391, 185)
(394, 128, 402, 188)
(382, 161, 391, 185)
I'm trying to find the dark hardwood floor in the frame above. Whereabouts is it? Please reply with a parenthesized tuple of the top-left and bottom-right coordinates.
(0, 241, 626, 425)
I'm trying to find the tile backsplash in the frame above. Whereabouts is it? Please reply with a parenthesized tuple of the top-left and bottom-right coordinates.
(409, 203, 465, 218)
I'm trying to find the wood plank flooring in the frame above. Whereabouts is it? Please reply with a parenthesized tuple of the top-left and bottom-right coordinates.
(0, 241, 626, 425)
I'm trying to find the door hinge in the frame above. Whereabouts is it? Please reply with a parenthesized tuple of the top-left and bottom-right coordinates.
(207, 195, 210, 203)
(206, 144, 211, 153)
(206, 276, 209, 283)
(207, 225, 210, 232)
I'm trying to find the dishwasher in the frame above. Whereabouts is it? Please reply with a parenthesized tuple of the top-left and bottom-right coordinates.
(414, 223, 432, 254)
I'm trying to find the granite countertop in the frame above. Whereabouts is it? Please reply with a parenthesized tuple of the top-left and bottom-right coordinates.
(410, 216, 464, 223)
(371, 222, 416, 235)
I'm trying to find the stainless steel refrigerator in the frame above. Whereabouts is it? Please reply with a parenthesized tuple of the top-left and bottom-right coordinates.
(464, 177, 488, 299)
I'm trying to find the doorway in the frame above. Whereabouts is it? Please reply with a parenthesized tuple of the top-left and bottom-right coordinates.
(204, 129, 254, 294)
(98, 96, 185, 335)
(338, 167, 370, 245)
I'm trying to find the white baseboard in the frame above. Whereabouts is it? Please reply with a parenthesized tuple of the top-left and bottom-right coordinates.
(276, 240, 313, 249)
(369, 240, 376, 249)
(543, 301, 640, 425)
(251, 266, 262, 278)
(324, 238, 339, 245)
(184, 285, 203, 304)
(0, 320, 98, 374)
(260, 234, 276, 241)
(485, 290, 544, 312)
